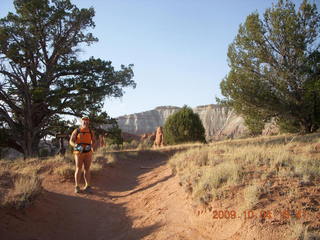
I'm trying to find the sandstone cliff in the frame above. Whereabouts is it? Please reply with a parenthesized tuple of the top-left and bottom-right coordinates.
(117, 106, 180, 135)
(116, 105, 248, 140)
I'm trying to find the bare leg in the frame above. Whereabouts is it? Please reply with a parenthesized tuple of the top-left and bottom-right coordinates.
(83, 152, 93, 188)
(74, 154, 83, 187)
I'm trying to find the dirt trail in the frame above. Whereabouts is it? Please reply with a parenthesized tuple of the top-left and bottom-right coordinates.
(0, 151, 213, 240)
(0, 150, 297, 240)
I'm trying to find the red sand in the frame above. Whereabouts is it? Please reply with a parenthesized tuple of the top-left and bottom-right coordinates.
(0, 151, 318, 239)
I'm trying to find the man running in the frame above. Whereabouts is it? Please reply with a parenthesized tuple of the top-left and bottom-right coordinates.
(69, 116, 95, 193)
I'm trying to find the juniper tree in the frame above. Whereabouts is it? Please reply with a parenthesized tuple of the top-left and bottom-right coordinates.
(163, 106, 206, 145)
(0, 0, 136, 157)
(220, 0, 320, 134)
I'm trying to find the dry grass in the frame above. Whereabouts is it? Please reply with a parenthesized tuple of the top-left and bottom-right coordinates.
(169, 146, 243, 205)
(290, 221, 307, 240)
(54, 156, 104, 180)
(91, 162, 103, 173)
(168, 133, 320, 238)
(0, 157, 46, 209)
(3, 173, 42, 209)
(169, 133, 320, 206)
(105, 153, 118, 167)
(0, 150, 106, 209)
(294, 155, 320, 180)
(289, 220, 320, 240)
(54, 164, 74, 180)
(157, 141, 206, 152)
(243, 183, 262, 210)
(103, 139, 153, 151)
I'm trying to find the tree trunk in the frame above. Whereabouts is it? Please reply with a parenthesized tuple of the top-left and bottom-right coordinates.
(21, 136, 40, 158)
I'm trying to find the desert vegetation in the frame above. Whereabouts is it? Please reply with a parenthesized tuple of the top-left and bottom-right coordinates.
(104, 139, 153, 151)
(163, 106, 206, 145)
(169, 133, 320, 237)
(0, 0, 319, 238)
(219, 0, 320, 135)
(1, 131, 319, 238)
(1, 170, 42, 209)
(0, 0, 136, 158)
(0, 158, 45, 209)
(170, 133, 320, 205)
(0, 150, 107, 209)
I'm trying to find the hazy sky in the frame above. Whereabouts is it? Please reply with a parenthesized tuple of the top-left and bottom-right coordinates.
(1, 0, 313, 118)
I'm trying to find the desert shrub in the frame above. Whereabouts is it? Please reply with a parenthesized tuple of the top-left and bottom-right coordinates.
(105, 125, 123, 146)
(91, 162, 103, 174)
(163, 106, 206, 145)
(39, 148, 49, 157)
(137, 140, 152, 150)
(243, 183, 262, 210)
(243, 113, 266, 136)
(3, 174, 42, 209)
(192, 160, 241, 202)
(122, 141, 130, 149)
(54, 165, 74, 180)
(106, 153, 118, 167)
(169, 146, 242, 205)
(289, 220, 320, 240)
(169, 133, 320, 206)
(105, 144, 121, 151)
(294, 155, 320, 179)
(277, 117, 300, 134)
(129, 140, 139, 149)
(121, 140, 140, 150)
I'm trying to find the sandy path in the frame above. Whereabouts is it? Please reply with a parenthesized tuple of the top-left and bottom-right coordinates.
(1, 150, 297, 240)
(0, 151, 209, 240)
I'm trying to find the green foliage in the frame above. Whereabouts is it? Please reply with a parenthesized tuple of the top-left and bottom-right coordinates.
(243, 115, 266, 136)
(105, 125, 123, 146)
(0, 0, 136, 157)
(163, 106, 206, 145)
(277, 117, 300, 133)
(39, 148, 49, 157)
(219, 0, 320, 134)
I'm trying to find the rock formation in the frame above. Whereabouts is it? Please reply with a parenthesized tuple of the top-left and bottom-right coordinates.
(153, 126, 164, 147)
(117, 106, 180, 135)
(116, 105, 248, 140)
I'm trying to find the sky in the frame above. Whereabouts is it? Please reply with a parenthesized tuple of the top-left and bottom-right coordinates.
(0, 0, 315, 118)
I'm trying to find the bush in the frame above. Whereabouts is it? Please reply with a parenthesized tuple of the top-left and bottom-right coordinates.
(105, 126, 123, 146)
(277, 117, 300, 133)
(39, 148, 49, 157)
(163, 106, 206, 145)
(54, 165, 74, 180)
(3, 174, 42, 209)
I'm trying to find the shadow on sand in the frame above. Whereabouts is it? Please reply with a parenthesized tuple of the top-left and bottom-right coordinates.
(0, 149, 187, 240)
(0, 189, 162, 240)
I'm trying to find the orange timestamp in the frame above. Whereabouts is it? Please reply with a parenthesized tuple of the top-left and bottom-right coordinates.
(211, 209, 307, 220)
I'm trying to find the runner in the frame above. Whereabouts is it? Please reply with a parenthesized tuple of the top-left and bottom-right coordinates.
(69, 116, 95, 193)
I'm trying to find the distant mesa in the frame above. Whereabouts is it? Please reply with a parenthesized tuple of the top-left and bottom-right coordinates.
(154, 106, 181, 110)
(116, 104, 249, 141)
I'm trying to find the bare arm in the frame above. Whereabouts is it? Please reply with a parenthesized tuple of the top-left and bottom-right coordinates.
(69, 129, 78, 147)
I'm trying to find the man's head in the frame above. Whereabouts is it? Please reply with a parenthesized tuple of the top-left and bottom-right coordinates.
(81, 116, 90, 127)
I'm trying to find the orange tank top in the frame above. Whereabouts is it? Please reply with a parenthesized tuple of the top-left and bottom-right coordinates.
(75, 128, 92, 145)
